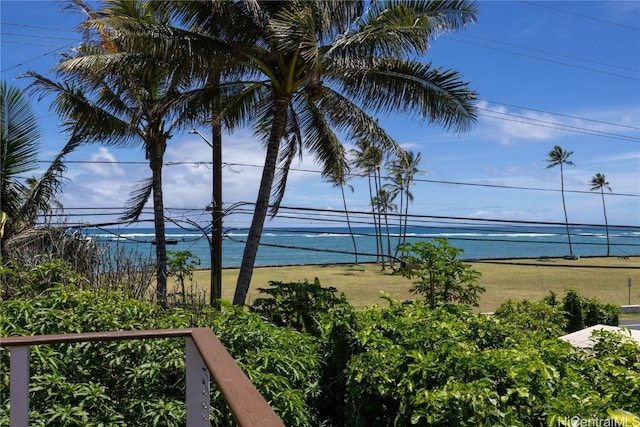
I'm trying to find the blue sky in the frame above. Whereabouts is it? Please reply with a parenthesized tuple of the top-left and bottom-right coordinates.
(1, 1, 639, 231)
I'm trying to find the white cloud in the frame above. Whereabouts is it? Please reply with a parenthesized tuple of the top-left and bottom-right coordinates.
(81, 147, 127, 177)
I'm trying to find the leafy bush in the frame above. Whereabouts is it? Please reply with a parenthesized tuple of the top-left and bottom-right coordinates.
(318, 297, 639, 426)
(397, 239, 484, 307)
(0, 262, 321, 426)
(1, 261, 637, 426)
(493, 298, 567, 337)
(250, 277, 342, 335)
(544, 290, 620, 333)
(0, 258, 89, 300)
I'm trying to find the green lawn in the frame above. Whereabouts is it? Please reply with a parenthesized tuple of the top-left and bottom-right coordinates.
(190, 256, 640, 313)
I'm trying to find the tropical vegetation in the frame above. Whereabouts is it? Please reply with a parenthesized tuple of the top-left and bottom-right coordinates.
(26, 0, 207, 303)
(1, 258, 638, 426)
(3, 4, 638, 424)
(71, 0, 479, 305)
(0, 81, 73, 259)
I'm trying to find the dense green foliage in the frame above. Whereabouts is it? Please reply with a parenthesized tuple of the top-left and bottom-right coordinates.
(545, 289, 620, 332)
(1, 260, 638, 426)
(398, 239, 485, 307)
(0, 261, 320, 426)
(320, 297, 638, 426)
(251, 277, 343, 336)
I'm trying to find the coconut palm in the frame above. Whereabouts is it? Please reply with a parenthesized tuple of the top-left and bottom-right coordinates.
(545, 145, 575, 257)
(111, 0, 478, 305)
(590, 173, 612, 256)
(327, 167, 358, 264)
(27, 0, 203, 302)
(0, 81, 71, 259)
(386, 150, 422, 256)
(351, 138, 385, 264)
(372, 187, 397, 268)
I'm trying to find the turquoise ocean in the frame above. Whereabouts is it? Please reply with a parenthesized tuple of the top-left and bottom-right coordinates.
(80, 225, 640, 268)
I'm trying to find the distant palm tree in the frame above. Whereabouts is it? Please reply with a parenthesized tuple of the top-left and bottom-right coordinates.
(327, 167, 358, 264)
(590, 173, 612, 256)
(351, 138, 386, 265)
(386, 151, 422, 256)
(545, 145, 575, 257)
(373, 187, 397, 268)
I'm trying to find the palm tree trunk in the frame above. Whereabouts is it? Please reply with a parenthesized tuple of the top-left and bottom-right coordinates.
(233, 95, 290, 306)
(374, 167, 386, 270)
(394, 183, 404, 259)
(403, 188, 410, 247)
(340, 184, 358, 264)
(367, 173, 380, 263)
(601, 188, 610, 256)
(383, 204, 393, 269)
(560, 163, 574, 256)
(151, 155, 168, 303)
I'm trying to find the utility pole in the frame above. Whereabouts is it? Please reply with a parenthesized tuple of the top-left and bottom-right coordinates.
(190, 127, 223, 308)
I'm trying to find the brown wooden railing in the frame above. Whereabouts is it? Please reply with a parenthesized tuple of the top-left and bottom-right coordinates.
(0, 328, 285, 427)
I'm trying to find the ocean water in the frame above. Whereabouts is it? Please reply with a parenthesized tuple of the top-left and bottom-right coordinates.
(80, 225, 640, 268)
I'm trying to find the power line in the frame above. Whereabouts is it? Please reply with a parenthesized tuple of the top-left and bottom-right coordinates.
(447, 36, 639, 82)
(519, 0, 640, 31)
(0, 22, 77, 32)
(1, 32, 80, 42)
(455, 33, 639, 73)
(477, 110, 640, 142)
(481, 99, 640, 131)
(30, 157, 640, 198)
(57, 206, 640, 263)
(0, 45, 70, 73)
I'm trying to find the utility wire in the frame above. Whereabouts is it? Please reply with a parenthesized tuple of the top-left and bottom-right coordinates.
(454, 34, 640, 73)
(0, 22, 77, 32)
(481, 99, 640, 131)
(446, 36, 639, 81)
(28, 157, 640, 197)
(519, 0, 640, 31)
(477, 108, 640, 142)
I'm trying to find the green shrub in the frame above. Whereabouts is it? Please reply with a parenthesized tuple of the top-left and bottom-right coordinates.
(317, 298, 639, 426)
(397, 239, 484, 307)
(250, 277, 342, 336)
(545, 289, 620, 333)
(0, 268, 321, 426)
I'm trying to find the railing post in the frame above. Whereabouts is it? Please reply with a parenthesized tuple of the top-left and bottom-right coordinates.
(9, 346, 29, 427)
(186, 337, 211, 426)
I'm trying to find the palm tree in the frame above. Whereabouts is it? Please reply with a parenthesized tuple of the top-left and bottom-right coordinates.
(545, 145, 575, 257)
(327, 167, 358, 264)
(113, 1, 478, 305)
(27, 0, 201, 302)
(0, 81, 71, 258)
(372, 187, 397, 268)
(351, 138, 384, 264)
(590, 173, 612, 256)
(386, 151, 422, 256)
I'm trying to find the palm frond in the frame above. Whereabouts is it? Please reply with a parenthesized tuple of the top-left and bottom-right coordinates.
(291, 92, 349, 180)
(1, 81, 41, 220)
(121, 177, 153, 221)
(316, 86, 405, 159)
(333, 58, 477, 133)
(330, 0, 478, 58)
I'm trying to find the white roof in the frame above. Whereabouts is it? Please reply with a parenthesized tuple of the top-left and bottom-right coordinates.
(559, 324, 640, 349)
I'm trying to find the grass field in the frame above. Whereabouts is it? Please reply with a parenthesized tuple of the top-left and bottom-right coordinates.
(189, 256, 640, 313)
